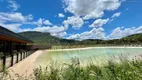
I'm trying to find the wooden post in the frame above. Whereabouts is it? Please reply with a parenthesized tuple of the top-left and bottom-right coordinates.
(16, 52, 19, 63)
(24, 51, 26, 59)
(22, 44, 24, 59)
(9, 42, 14, 66)
(16, 44, 19, 63)
(2, 41, 6, 71)
(24, 44, 26, 58)
(20, 44, 23, 61)
(26, 51, 27, 57)
(23, 44, 25, 59)
(23, 51, 25, 59)
(20, 51, 22, 61)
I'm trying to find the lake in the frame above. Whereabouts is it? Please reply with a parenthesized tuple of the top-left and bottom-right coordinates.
(34, 47, 142, 68)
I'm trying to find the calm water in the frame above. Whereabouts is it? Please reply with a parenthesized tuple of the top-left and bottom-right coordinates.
(35, 48, 142, 67)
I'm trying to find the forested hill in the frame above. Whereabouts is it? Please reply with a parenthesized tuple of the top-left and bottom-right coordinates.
(18, 31, 142, 45)
(18, 31, 77, 45)
(122, 33, 142, 42)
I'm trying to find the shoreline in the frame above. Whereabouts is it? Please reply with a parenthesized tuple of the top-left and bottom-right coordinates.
(5, 47, 142, 77)
(46, 46, 142, 52)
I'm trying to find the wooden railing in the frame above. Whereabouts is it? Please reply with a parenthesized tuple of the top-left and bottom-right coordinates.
(0, 49, 36, 72)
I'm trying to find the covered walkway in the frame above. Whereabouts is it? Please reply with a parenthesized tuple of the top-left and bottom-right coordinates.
(8, 50, 43, 76)
(0, 26, 34, 71)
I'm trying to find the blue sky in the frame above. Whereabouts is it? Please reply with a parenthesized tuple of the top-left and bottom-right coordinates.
(0, 0, 142, 40)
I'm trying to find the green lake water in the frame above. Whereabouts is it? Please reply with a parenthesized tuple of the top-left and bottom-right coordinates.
(35, 48, 142, 68)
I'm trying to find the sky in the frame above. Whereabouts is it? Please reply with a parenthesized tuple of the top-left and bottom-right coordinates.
(0, 0, 142, 40)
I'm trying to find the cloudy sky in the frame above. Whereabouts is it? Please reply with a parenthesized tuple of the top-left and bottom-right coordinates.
(0, 0, 142, 40)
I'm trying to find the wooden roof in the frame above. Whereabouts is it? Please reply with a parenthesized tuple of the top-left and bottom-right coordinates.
(0, 26, 33, 43)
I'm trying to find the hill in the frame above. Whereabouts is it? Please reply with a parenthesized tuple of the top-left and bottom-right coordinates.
(18, 31, 77, 45)
(18, 31, 142, 46)
(122, 33, 142, 42)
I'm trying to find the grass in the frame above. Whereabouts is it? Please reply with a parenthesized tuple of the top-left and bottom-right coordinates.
(33, 56, 142, 80)
(1, 56, 142, 80)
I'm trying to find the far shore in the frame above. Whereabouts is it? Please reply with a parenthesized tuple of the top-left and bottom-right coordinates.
(46, 46, 142, 52)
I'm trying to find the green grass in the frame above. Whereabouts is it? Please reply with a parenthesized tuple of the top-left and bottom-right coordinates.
(33, 57, 142, 80)
(1, 56, 142, 80)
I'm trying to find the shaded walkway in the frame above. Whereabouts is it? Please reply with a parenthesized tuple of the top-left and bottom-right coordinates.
(8, 50, 43, 76)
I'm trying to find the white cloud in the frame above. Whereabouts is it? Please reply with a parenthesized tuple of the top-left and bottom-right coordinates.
(0, 12, 33, 32)
(63, 0, 122, 20)
(7, 0, 20, 11)
(67, 25, 142, 40)
(18, 28, 33, 32)
(36, 18, 44, 27)
(112, 12, 121, 18)
(36, 18, 52, 26)
(0, 12, 33, 22)
(58, 13, 65, 18)
(107, 26, 142, 39)
(43, 20, 52, 25)
(109, 12, 121, 23)
(0, 12, 61, 37)
(52, 32, 67, 37)
(34, 26, 67, 37)
(0, 23, 21, 31)
(90, 18, 109, 27)
(67, 27, 105, 40)
(26, 14, 33, 20)
(18, 26, 67, 37)
(63, 16, 84, 29)
(34, 26, 66, 33)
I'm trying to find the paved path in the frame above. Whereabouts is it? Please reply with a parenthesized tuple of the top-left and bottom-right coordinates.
(8, 50, 43, 76)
